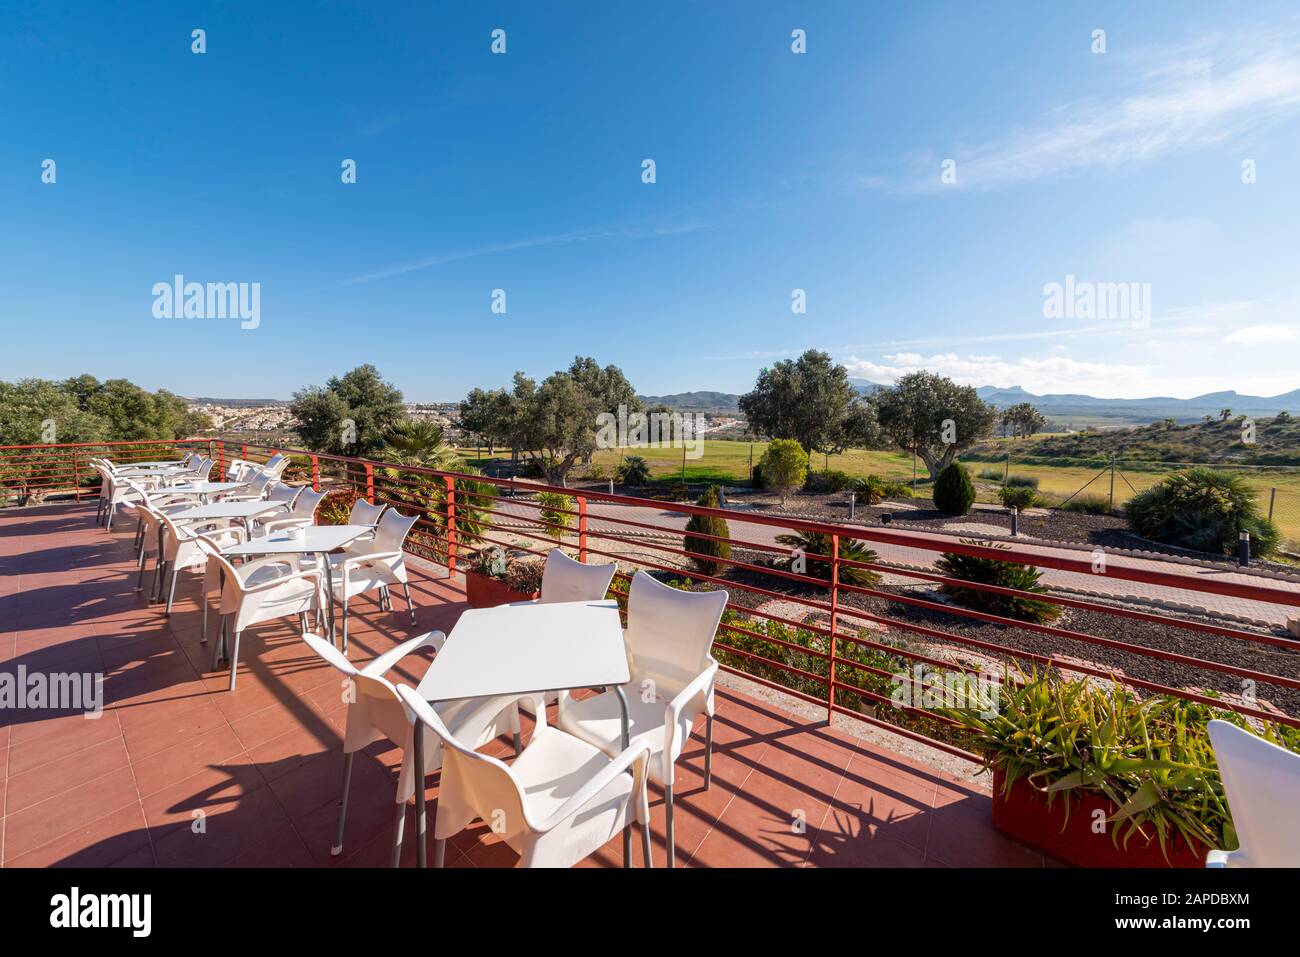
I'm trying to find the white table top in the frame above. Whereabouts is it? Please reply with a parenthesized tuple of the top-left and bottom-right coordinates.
(172, 500, 287, 521)
(416, 600, 629, 703)
(165, 481, 249, 495)
(222, 524, 374, 557)
(120, 460, 187, 469)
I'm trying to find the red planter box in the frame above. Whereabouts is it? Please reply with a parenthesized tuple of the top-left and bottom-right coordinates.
(991, 768, 1207, 868)
(465, 570, 537, 608)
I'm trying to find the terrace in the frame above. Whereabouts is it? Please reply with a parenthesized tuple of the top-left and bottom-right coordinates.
(2, 439, 1299, 868)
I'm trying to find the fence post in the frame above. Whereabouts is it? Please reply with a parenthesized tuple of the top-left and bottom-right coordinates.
(577, 496, 588, 562)
(311, 455, 320, 492)
(1268, 487, 1276, 523)
(365, 463, 375, 505)
(1108, 454, 1116, 514)
(444, 475, 457, 576)
(240, 444, 248, 462)
(827, 532, 840, 723)
(216, 442, 225, 477)
(72, 449, 80, 502)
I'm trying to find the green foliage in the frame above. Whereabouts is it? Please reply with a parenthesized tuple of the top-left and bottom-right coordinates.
(291, 364, 404, 455)
(998, 485, 1039, 509)
(935, 543, 1062, 623)
(1000, 402, 1046, 439)
(739, 349, 865, 457)
(774, 529, 881, 587)
(870, 371, 997, 478)
(617, 454, 651, 486)
(977, 467, 1004, 482)
(933, 463, 976, 515)
(804, 468, 855, 493)
(1005, 474, 1039, 489)
(853, 474, 887, 504)
(940, 667, 1300, 855)
(382, 419, 461, 469)
(318, 488, 361, 526)
(758, 438, 808, 505)
(1058, 493, 1111, 514)
(1125, 467, 1280, 557)
(536, 491, 575, 540)
(683, 485, 732, 576)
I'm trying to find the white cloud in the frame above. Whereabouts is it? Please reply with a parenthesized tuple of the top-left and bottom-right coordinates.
(843, 352, 1153, 397)
(897, 29, 1300, 190)
(1222, 324, 1299, 345)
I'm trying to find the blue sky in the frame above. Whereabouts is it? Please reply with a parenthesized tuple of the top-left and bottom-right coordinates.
(4, 1, 1300, 402)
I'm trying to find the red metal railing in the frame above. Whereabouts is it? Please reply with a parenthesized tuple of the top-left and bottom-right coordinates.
(7, 437, 1300, 758)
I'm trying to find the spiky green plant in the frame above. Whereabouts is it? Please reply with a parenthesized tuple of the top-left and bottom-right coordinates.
(774, 529, 881, 587)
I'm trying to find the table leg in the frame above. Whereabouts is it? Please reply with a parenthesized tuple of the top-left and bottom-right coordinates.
(413, 721, 427, 868)
(322, 552, 336, 646)
(613, 684, 631, 868)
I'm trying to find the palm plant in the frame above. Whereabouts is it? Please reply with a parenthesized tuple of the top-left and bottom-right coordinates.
(617, 455, 651, 486)
(773, 529, 881, 587)
(382, 418, 462, 470)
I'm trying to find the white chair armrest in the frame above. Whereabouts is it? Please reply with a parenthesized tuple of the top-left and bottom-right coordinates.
(533, 739, 652, 833)
(303, 634, 358, 676)
(240, 567, 324, 594)
(361, 630, 447, 677)
(664, 658, 718, 740)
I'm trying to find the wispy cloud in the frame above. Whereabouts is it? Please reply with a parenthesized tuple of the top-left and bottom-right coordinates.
(880, 27, 1300, 191)
(1222, 324, 1299, 345)
(339, 218, 708, 286)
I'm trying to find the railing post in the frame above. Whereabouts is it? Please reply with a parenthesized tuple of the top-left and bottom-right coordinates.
(577, 495, 588, 562)
(827, 532, 839, 723)
(311, 455, 320, 492)
(241, 444, 248, 463)
(72, 448, 80, 502)
(444, 475, 457, 576)
(217, 441, 225, 477)
(365, 462, 375, 505)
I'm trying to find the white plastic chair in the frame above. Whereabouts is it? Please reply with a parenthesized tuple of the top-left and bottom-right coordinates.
(202, 539, 326, 690)
(156, 509, 246, 615)
(1206, 719, 1300, 867)
(219, 473, 275, 502)
(302, 632, 519, 865)
(348, 497, 386, 526)
(396, 684, 654, 868)
(556, 570, 727, 867)
(259, 453, 290, 480)
(323, 507, 420, 651)
(260, 486, 326, 536)
(94, 462, 156, 530)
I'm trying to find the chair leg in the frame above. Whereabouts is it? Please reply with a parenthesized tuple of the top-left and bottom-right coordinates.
(665, 783, 676, 869)
(201, 598, 208, 644)
(705, 713, 714, 790)
(212, 616, 226, 669)
(341, 598, 349, 653)
(414, 721, 427, 869)
(150, 559, 163, 604)
(403, 581, 415, 624)
(227, 629, 242, 691)
(641, 819, 654, 868)
(432, 838, 446, 869)
(331, 752, 354, 856)
(623, 826, 631, 868)
(390, 802, 406, 868)
(165, 565, 179, 616)
(136, 555, 148, 593)
(105, 504, 114, 531)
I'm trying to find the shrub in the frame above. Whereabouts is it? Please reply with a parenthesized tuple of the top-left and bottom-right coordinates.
(750, 462, 764, 488)
(853, 474, 887, 505)
(804, 469, 854, 493)
(683, 485, 732, 576)
(318, 488, 360, 525)
(773, 529, 881, 587)
(536, 491, 575, 541)
(1005, 474, 1039, 489)
(977, 467, 1003, 482)
(586, 464, 606, 481)
(1124, 467, 1279, 557)
(881, 480, 913, 499)
(933, 463, 976, 515)
(617, 455, 651, 486)
(1058, 493, 1111, 514)
(758, 439, 809, 506)
(998, 486, 1038, 509)
(935, 541, 1062, 623)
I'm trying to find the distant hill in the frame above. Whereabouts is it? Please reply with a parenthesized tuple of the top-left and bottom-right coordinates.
(188, 397, 290, 407)
(638, 391, 740, 411)
(972, 414, 1300, 466)
(972, 385, 1300, 424)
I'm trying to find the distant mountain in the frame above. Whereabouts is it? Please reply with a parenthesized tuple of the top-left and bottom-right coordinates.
(638, 391, 741, 411)
(972, 386, 1300, 423)
(187, 397, 290, 407)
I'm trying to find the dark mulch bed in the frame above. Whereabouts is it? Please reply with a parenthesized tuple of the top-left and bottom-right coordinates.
(690, 557, 1300, 719)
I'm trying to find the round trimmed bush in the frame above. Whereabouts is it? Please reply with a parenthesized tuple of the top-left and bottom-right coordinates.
(933, 463, 976, 515)
(1124, 467, 1279, 557)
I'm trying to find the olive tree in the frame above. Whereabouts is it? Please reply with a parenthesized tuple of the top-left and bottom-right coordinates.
(870, 371, 996, 479)
(740, 350, 860, 458)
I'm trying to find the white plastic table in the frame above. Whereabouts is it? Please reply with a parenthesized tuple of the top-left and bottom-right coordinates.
(222, 525, 377, 645)
(162, 481, 248, 504)
(414, 599, 633, 867)
(170, 500, 288, 535)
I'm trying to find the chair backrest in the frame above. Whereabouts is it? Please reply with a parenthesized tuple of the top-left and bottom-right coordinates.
(624, 571, 728, 697)
(395, 685, 532, 837)
(348, 497, 386, 526)
(261, 454, 289, 479)
(1208, 719, 1300, 866)
(266, 483, 300, 507)
(291, 486, 326, 519)
(244, 474, 274, 498)
(300, 635, 413, 749)
(539, 549, 617, 604)
(374, 507, 419, 552)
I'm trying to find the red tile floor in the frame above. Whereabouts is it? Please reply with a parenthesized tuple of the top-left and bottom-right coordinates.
(0, 501, 1053, 867)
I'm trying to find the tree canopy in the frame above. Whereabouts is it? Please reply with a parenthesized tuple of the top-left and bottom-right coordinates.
(739, 350, 863, 456)
(0, 374, 213, 446)
(870, 371, 996, 478)
(290, 364, 404, 455)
